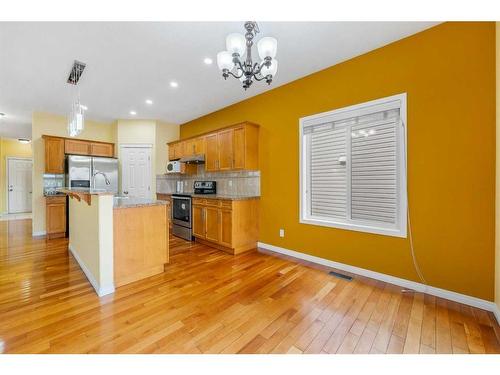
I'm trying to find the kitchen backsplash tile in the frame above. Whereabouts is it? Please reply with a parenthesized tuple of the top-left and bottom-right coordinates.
(157, 167, 260, 196)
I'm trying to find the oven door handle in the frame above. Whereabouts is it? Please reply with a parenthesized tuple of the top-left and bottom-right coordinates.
(173, 196, 191, 200)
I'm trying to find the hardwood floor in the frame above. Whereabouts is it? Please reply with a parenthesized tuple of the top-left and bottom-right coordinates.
(1, 219, 499, 354)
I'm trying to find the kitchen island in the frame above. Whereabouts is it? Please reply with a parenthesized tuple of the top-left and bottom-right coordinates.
(58, 188, 169, 296)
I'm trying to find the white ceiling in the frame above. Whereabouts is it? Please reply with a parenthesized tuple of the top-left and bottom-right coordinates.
(0, 22, 438, 139)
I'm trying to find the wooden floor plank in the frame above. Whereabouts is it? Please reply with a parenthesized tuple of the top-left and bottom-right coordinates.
(0, 219, 499, 354)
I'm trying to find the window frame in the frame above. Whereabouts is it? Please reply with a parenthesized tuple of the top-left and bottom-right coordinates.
(299, 93, 407, 238)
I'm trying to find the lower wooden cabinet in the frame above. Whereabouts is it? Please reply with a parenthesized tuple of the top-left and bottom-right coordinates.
(204, 206, 220, 243)
(45, 196, 66, 239)
(192, 198, 259, 254)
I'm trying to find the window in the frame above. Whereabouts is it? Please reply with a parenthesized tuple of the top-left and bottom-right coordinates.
(300, 93, 407, 238)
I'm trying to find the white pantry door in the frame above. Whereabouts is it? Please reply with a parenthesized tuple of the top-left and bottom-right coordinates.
(120, 146, 152, 199)
(8, 158, 33, 213)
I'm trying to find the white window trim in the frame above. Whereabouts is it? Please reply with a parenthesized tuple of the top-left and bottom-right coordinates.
(299, 93, 407, 238)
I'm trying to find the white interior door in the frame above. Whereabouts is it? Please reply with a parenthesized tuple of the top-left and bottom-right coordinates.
(121, 146, 152, 199)
(8, 158, 33, 213)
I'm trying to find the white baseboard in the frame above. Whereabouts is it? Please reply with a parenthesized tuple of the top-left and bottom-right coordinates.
(32, 230, 46, 237)
(258, 242, 499, 322)
(493, 304, 500, 325)
(68, 244, 115, 297)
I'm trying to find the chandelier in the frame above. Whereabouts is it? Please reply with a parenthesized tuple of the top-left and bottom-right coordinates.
(67, 60, 86, 137)
(217, 22, 278, 90)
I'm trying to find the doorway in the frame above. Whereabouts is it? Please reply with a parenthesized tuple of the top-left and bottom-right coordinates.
(120, 145, 152, 199)
(7, 157, 33, 213)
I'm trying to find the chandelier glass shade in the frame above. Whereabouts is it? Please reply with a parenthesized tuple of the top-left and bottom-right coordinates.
(217, 22, 278, 90)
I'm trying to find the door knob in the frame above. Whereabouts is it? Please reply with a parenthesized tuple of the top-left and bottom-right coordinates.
(123, 191, 128, 195)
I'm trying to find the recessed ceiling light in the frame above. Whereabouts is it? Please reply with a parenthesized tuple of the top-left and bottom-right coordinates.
(145, 99, 153, 105)
(203, 57, 213, 65)
(130, 111, 137, 115)
(170, 81, 179, 88)
(18, 138, 31, 144)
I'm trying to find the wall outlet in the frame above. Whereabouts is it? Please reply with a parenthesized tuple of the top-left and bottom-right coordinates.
(279, 229, 285, 238)
(228, 180, 233, 187)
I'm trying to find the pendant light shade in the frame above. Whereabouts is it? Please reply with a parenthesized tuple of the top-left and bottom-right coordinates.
(226, 33, 246, 56)
(217, 51, 234, 71)
(257, 37, 277, 60)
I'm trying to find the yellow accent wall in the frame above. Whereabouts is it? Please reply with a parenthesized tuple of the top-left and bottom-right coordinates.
(495, 22, 500, 314)
(181, 22, 496, 301)
(32, 112, 116, 235)
(0, 138, 33, 214)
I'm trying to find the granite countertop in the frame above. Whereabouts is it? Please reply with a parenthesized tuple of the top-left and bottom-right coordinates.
(113, 197, 169, 209)
(157, 192, 260, 201)
(57, 187, 115, 195)
(191, 194, 260, 201)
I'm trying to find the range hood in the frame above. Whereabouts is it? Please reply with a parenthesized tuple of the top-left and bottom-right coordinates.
(179, 154, 205, 164)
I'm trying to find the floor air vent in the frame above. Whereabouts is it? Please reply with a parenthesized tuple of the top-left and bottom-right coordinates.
(329, 271, 353, 281)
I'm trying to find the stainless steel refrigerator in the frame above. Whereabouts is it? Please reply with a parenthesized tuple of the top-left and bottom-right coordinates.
(66, 155, 119, 194)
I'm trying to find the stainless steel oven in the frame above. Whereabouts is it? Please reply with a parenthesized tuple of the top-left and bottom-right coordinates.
(172, 194, 192, 241)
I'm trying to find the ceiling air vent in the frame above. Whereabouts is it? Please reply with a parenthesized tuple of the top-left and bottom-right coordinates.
(67, 60, 86, 85)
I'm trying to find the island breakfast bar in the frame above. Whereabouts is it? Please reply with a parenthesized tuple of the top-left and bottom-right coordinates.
(59, 188, 169, 296)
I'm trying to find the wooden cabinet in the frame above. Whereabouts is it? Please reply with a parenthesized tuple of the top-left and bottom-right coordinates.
(184, 137, 205, 156)
(204, 206, 220, 243)
(90, 142, 114, 157)
(166, 122, 259, 171)
(205, 133, 219, 171)
(192, 197, 259, 254)
(233, 126, 246, 169)
(46, 196, 66, 239)
(168, 142, 185, 161)
(192, 205, 205, 238)
(43, 136, 65, 174)
(217, 129, 234, 170)
(219, 209, 232, 247)
(43, 135, 115, 173)
(65, 139, 90, 155)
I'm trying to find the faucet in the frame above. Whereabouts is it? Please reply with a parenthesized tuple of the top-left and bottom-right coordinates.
(92, 171, 111, 185)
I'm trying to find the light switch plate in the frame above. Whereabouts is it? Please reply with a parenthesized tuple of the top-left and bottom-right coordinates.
(279, 229, 285, 238)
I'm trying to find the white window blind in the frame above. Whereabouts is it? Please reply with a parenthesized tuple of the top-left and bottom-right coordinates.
(300, 94, 407, 238)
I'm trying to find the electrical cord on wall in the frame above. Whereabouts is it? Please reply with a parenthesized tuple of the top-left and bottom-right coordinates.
(401, 121, 427, 285)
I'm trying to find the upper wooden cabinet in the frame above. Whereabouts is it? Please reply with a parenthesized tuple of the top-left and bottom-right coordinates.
(205, 134, 218, 171)
(217, 129, 234, 171)
(65, 139, 90, 155)
(90, 142, 114, 157)
(43, 135, 115, 173)
(43, 136, 65, 174)
(168, 142, 184, 161)
(168, 122, 259, 171)
(184, 137, 205, 156)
